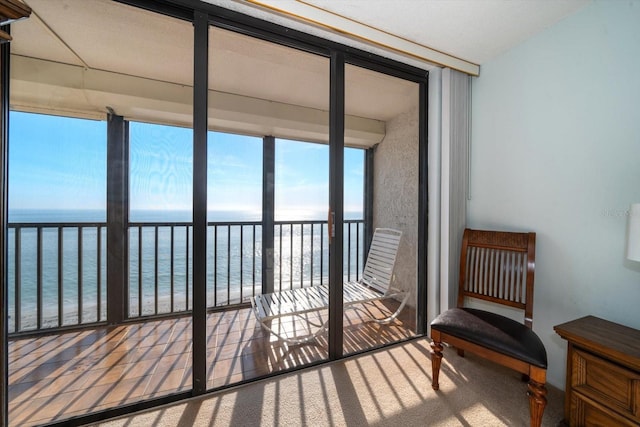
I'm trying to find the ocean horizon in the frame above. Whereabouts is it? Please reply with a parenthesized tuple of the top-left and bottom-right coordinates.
(7, 208, 365, 333)
(9, 208, 364, 223)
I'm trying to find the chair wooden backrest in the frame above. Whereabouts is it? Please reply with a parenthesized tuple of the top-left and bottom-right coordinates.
(457, 228, 536, 328)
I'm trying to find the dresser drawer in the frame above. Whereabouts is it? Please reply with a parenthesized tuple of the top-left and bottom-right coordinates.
(571, 349, 640, 423)
(570, 393, 638, 427)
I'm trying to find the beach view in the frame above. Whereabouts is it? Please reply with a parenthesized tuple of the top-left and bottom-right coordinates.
(8, 112, 366, 333)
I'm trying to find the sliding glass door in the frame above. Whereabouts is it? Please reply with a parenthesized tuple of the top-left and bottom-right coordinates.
(2, 1, 427, 424)
(7, 1, 194, 424)
(342, 63, 421, 355)
(206, 25, 331, 388)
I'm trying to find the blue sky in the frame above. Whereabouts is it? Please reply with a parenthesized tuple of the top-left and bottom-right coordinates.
(10, 112, 364, 220)
(9, 113, 108, 211)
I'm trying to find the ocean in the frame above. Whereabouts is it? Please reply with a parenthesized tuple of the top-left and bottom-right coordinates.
(7, 209, 365, 333)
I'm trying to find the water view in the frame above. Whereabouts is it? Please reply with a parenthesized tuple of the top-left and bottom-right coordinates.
(7, 209, 364, 333)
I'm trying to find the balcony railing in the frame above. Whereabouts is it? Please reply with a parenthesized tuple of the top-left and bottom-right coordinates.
(7, 219, 364, 334)
(7, 222, 107, 333)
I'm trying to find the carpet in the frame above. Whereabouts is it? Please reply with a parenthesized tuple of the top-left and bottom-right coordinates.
(90, 339, 564, 426)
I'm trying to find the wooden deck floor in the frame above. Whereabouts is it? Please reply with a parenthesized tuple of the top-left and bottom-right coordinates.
(8, 301, 416, 426)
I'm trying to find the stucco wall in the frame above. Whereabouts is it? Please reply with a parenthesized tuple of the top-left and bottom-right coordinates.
(373, 104, 419, 307)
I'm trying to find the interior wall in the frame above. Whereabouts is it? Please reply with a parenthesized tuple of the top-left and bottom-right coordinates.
(373, 104, 419, 306)
(469, 0, 640, 389)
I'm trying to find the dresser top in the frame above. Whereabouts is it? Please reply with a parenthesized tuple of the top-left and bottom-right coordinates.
(554, 315, 640, 371)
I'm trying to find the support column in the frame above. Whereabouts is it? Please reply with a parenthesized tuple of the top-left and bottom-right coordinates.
(106, 113, 128, 325)
(364, 147, 374, 255)
(262, 136, 275, 294)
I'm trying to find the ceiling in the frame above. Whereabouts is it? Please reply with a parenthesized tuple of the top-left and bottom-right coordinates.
(225, 0, 590, 71)
(302, 0, 590, 65)
(9, 0, 590, 146)
(11, 0, 423, 146)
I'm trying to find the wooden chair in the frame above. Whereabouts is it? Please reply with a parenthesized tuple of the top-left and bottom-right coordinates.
(430, 228, 547, 427)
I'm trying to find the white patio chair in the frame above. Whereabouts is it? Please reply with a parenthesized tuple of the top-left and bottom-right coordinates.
(251, 228, 408, 344)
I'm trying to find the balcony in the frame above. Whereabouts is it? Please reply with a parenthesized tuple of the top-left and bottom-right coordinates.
(7, 218, 416, 426)
(9, 304, 415, 426)
(8, 219, 368, 333)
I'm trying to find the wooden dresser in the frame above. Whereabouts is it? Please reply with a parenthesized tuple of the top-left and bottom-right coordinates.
(554, 316, 640, 426)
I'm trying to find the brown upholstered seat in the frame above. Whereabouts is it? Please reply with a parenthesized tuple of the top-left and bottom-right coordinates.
(430, 228, 547, 427)
(431, 308, 547, 367)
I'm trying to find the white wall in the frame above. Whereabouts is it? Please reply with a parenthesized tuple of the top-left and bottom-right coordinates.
(469, 0, 640, 389)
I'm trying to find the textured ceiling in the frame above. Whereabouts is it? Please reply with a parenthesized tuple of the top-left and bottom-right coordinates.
(12, 0, 417, 123)
(301, 0, 590, 65)
(9, 0, 421, 147)
(11, 0, 588, 130)
(214, 0, 589, 70)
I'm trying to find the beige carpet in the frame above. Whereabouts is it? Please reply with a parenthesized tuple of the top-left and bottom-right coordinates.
(90, 339, 564, 427)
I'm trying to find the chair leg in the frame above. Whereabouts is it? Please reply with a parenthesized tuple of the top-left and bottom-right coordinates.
(527, 379, 547, 427)
(430, 340, 443, 390)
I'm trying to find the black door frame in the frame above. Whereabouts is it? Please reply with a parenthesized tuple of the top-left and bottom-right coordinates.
(1, 0, 429, 424)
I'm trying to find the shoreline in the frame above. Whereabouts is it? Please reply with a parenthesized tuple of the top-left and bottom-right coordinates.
(8, 277, 346, 332)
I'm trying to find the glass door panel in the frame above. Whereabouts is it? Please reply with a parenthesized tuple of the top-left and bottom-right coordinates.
(343, 147, 365, 285)
(7, 1, 193, 424)
(207, 26, 330, 388)
(207, 131, 263, 308)
(274, 138, 329, 343)
(343, 64, 420, 356)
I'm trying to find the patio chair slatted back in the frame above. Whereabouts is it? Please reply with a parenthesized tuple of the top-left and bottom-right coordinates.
(361, 228, 402, 294)
(251, 227, 407, 344)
